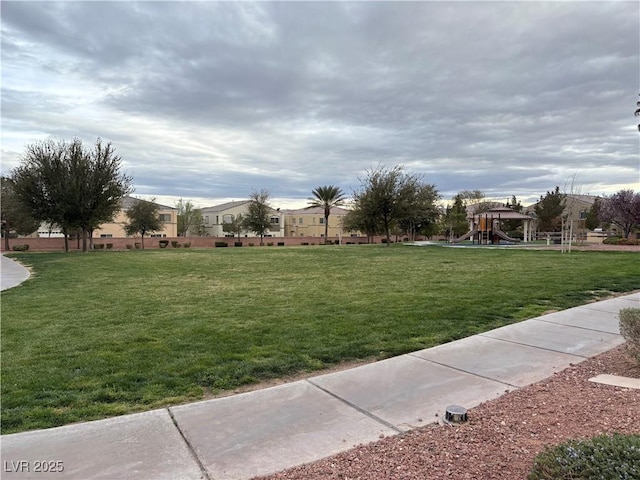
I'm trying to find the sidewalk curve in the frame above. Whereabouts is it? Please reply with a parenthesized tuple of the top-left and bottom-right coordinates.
(1, 293, 638, 479)
(1, 254, 30, 291)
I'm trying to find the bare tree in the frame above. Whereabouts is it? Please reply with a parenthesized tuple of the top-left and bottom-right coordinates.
(176, 199, 203, 237)
(600, 190, 640, 238)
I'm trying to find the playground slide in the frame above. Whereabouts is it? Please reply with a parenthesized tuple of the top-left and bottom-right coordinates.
(493, 226, 521, 243)
(452, 229, 478, 243)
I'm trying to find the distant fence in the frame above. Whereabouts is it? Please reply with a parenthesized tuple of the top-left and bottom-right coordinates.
(1, 235, 397, 252)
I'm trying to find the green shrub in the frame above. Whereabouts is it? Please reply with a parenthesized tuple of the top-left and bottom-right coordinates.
(620, 308, 640, 364)
(215, 242, 228, 247)
(171, 241, 180, 248)
(528, 433, 640, 480)
(267, 242, 274, 246)
(602, 236, 640, 246)
(159, 240, 169, 248)
(234, 241, 243, 247)
(106, 243, 113, 250)
(301, 242, 309, 246)
(183, 243, 191, 248)
(11, 244, 29, 252)
(277, 242, 285, 246)
(126, 244, 133, 250)
(604, 236, 622, 245)
(134, 243, 142, 249)
(248, 242, 254, 246)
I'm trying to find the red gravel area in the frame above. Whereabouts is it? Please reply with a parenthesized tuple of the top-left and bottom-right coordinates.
(256, 345, 640, 480)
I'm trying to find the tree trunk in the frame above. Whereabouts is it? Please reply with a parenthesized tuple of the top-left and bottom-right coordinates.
(324, 214, 329, 244)
(4, 231, 9, 252)
(568, 220, 573, 253)
(82, 228, 88, 252)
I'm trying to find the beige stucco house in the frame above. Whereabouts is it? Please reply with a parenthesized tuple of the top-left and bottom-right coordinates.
(36, 196, 178, 239)
(92, 196, 178, 238)
(282, 206, 358, 238)
(200, 200, 285, 237)
(523, 194, 597, 228)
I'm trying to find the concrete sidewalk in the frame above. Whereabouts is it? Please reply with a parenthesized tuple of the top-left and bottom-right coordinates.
(1, 294, 638, 480)
(1, 254, 31, 291)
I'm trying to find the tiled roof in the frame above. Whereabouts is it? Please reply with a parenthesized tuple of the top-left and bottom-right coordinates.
(200, 200, 251, 212)
(121, 196, 176, 210)
(282, 206, 351, 215)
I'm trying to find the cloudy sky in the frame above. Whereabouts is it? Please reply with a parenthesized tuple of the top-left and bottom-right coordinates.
(1, 1, 638, 209)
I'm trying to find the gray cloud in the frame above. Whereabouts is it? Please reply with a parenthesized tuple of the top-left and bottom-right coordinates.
(1, 1, 638, 208)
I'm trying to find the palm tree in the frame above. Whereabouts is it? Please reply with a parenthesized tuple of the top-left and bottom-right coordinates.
(307, 185, 346, 243)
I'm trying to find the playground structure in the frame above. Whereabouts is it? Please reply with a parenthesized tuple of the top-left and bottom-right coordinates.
(453, 207, 535, 245)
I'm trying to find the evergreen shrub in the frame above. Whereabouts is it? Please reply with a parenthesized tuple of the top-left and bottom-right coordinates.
(528, 433, 640, 480)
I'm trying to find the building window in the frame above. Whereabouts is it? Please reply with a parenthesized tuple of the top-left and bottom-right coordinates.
(205, 216, 209, 224)
(159, 214, 171, 222)
(223, 214, 234, 224)
(319, 218, 325, 224)
(150, 233, 165, 238)
(270, 217, 280, 225)
(299, 218, 303, 224)
(292, 218, 296, 225)
(100, 234, 113, 238)
(216, 216, 219, 224)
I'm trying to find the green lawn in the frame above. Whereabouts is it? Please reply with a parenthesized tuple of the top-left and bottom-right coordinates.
(2, 245, 639, 433)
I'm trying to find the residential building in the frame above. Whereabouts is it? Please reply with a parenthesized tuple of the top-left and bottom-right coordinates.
(523, 194, 597, 227)
(35, 196, 178, 239)
(92, 196, 178, 238)
(282, 206, 358, 238)
(200, 200, 285, 237)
